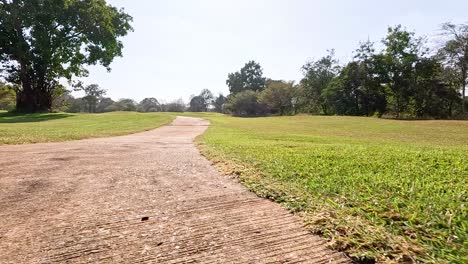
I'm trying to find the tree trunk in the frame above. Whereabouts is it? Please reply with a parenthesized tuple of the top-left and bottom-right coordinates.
(15, 63, 52, 112)
(16, 89, 52, 113)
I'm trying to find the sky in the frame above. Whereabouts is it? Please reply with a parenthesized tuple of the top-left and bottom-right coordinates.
(77, 0, 468, 102)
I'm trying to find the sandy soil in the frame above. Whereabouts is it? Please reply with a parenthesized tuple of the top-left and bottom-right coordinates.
(0, 117, 349, 263)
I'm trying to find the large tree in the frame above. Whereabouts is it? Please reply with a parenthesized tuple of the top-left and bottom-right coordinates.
(0, 0, 132, 112)
(226, 61, 266, 94)
(439, 23, 468, 114)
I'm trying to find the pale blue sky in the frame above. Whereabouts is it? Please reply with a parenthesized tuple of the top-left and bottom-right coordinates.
(78, 0, 468, 102)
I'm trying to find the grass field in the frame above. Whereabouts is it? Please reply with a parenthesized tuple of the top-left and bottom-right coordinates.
(0, 111, 174, 145)
(1, 112, 466, 262)
(185, 113, 468, 263)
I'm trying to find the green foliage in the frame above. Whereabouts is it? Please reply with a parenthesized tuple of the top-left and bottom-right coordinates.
(225, 90, 266, 116)
(0, 82, 15, 111)
(259, 79, 295, 115)
(226, 61, 266, 94)
(292, 26, 464, 119)
(0, 112, 173, 144)
(189, 89, 213, 112)
(299, 50, 340, 114)
(439, 23, 468, 113)
(189, 96, 206, 112)
(381, 25, 425, 117)
(107, 98, 136, 112)
(160, 99, 186, 112)
(137, 97, 161, 112)
(82, 84, 107, 113)
(96, 97, 115, 113)
(191, 114, 468, 263)
(212, 94, 227, 113)
(0, 0, 133, 112)
(413, 58, 461, 118)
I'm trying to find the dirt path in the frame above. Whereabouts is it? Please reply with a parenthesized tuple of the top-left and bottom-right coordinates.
(0, 117, 349, 263)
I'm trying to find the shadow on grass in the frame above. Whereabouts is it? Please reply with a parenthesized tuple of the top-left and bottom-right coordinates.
(0, 112, 73, 123)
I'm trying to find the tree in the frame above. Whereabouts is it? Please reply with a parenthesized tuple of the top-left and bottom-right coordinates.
(108, 98, 136, 112)
(0, 0, 133, 112)
(413, 58, 461, 118)
(52, 90, 74, 112)
(225, 90, 266, 116)
(213, 94, 227, 113)
(0, 82, 15, 111)
(439, 23, 468, 114)
(226, 61, 266, 94)
(188, 89, 214, 112)
(82, 84, 106, 113)
(189, 96, 206, 112)
(66, 97, 86, 113)
(354, 41, 388, 116)
(381, 25, 424, 118)
(161, 99, 185, 112)
(323, 62, 365, 115)
(137, 98, 160, 112)
(259, 79, 295, 115)
(300, 50, 340, 114)
(199, 89, 214, 109)
(96, 97, 115, 113)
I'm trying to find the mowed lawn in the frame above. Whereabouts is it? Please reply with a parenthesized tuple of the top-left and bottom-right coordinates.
(188, 113, 468, 263)
(0, 111, 174, 145)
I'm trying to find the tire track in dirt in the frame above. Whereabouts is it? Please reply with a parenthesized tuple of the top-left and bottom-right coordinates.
(0, 117, 349, 263)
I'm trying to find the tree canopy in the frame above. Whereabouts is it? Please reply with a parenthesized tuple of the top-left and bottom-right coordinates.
(0, 0, 133, 112)
(226, 61, 266, 94)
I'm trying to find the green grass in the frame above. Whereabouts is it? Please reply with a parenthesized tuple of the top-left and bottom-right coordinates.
(184, 113, 468, 263)
(0, 111, 174, 145)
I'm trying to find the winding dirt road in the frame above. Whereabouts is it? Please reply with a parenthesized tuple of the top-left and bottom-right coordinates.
(0, 117, 349, 263)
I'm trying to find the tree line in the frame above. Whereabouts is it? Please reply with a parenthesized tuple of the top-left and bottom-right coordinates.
(48, 84, 187, 113)
(224, 24, 468, 119)
(0, 0, 466, 120)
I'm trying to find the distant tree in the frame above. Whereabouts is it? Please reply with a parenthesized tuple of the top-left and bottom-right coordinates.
(300, 50, 340, 114)
(82, 84, 106, 113)
(226, 61, 266, 94)
(439, 22, 468, 114)
(380, 25, 425, 118)
(259, 80, 295, 115)
(0, 83, 16, 111)
(323, 60, 387, 116)
(188, 89, 214, 112)
(137, 98, 161, 112)
(162, 99, 186, 112)
(225, 90, 266, 116)
(354, 41, 388, 116)
(189, 96, 206, 112)
(66, 97, 87, 113)
(109, 99, 137, 112)
(0, 0, 133, 112)
(439, 66, 463, 116)
(323, 62, 366, 115)
(213, 94, 227, 113)
(413, 58, 461, 118)
(200, 89, 214, 108)
(96, 97, 115, 113)
(52, 90, 74, 112)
